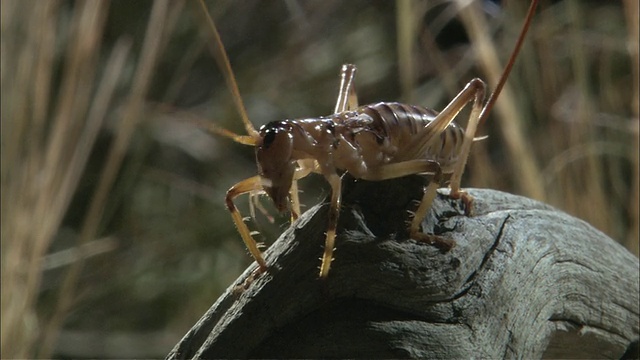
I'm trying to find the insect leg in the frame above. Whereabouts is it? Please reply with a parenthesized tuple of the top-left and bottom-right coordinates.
(408, 166, 455, 250)
(289, 180, 301, 222)
(447, 79, 486, 212)
(395, 79, 486, 214)
(289, 161, 314, 221)
(334, 64, 359, 114)
(319, 173, 342, 279)
(360, 159, 439, 181)
(447, 0, 539, 205)
(360, 159, 454, 250)
(225, 175, 267, 272)
(248, 189, 273, 224)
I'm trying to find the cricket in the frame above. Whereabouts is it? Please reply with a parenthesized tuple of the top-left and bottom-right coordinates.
(194, 0, 539, 279)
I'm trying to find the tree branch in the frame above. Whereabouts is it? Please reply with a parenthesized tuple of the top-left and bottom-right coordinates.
(167, 176, 640, 359)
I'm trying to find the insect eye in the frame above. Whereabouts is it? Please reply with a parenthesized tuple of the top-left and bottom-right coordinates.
(263, 130, 277, 149)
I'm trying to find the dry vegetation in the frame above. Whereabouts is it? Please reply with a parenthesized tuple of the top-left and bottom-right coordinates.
(1, 0, 637, 358)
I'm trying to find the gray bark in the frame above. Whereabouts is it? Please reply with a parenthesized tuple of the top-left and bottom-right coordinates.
(167, 176, 640, 359)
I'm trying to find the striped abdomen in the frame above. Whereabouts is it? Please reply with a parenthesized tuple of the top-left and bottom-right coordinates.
(344, 102, 466, 173)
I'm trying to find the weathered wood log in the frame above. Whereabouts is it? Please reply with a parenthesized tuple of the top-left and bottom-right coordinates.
(167, 176, 640, 359)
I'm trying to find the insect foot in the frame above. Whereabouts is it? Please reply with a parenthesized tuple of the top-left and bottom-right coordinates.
(410, 232, 456, 252)
(449, 190, 475, 217)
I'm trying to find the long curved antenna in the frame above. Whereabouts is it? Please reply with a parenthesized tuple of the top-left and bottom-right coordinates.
(478, 0, 539, 126)
(196, 0, 259, 139)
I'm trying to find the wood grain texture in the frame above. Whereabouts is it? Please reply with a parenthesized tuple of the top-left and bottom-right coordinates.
(167, 176, 640, 359)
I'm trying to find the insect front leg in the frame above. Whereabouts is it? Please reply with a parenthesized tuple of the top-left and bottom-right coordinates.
(226, 175, 267, 272)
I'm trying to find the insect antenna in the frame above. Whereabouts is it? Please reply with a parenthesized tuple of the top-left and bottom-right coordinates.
(195, 0, 260, 141)
(478, 0, 539, 126)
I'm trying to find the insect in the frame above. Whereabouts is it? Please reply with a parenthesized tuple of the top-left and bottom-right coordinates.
(195, 0, 539, 279)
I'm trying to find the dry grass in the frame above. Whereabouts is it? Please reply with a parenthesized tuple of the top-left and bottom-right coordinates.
(2, 1, 116, 356)
(2, 0, 177, 357)
(1, 0, 636, 358)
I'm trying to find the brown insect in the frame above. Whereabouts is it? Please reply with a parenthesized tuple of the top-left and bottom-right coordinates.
(195, 0, 539, 279)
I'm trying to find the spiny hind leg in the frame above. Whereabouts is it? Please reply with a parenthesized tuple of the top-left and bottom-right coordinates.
(360, 160, 454, 251)
(409, 166, 455, 251)
(396, 78, 486, 215)
(446, 78, 487, 216)
(226, 175, 268, 272)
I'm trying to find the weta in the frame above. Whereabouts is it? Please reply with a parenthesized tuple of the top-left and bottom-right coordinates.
(195, 0, 539, 278)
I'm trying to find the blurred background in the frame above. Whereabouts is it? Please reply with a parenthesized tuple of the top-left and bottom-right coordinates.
(2, 0, 637, 358)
